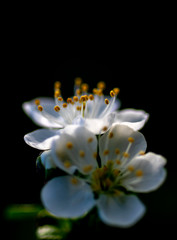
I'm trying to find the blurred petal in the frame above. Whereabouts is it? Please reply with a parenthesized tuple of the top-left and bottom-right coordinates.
(97, 194, 145, 228)
(41, 176, 95, 218)
(99, 124, 147, 166)
(121, 152, 167, 192)
(52, 125, 98, 175)
(22, 97, 64, 128)
(24, 129, 60, 150)
(114, 109, 149, 130)
(40, 150, 56, 169)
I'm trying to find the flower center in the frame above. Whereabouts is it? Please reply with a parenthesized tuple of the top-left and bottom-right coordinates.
(90, 160, 122, 196)
(35, 79, 120, 124)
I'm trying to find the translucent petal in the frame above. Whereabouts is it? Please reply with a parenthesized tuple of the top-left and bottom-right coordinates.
(41, 176, 95, 218)
(97, 194, 145, 228)
(121, 152, 167, 192)
(40, 150, 56, 169)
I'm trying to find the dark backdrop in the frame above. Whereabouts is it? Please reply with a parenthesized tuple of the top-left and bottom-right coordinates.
(2, 46, 175, 238)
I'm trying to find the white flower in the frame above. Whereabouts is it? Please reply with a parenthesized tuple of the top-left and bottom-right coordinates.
(23, 80, 149, 150)
(41, 124, 166, 228)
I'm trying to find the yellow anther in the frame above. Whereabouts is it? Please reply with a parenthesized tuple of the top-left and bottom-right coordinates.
(38, 105, 43, 112)
(105, 178, 113, 187)
(54, 81, 61, 89)
(136, 169, 143, 177)
(107, 160, 114, 167)
(127, 165, 134, 172)
(80, 95, 86, 102)
(54, 105, 60, 112)
(105, 98, 109, 105)
(79, 150, 85, 158)
(54, 89, 60, 98)
(76, 89, 82, 96)
(97, 81, 106, 90)
(88, 137, 93, 143)
(102, 126, 108, 132)
(76, 106, 81, 111)
(35, 99, 40, 106)
(93, 152, 97, 159)
(67, 98, 72, 104)
(103, 150, 109, 156)
(71, 177, 79, 185)
(113, 88, 120, 95)
(108, 132, 114, 138)
(85, 95, 89, 101)
(123, 152, 130, 158)
(73, 96, 79, 102)
(116, 159, 121, 165)
(83, 165, 93, 173)
(113, 169, 120, 177)
(97, 89, 103, 96)
(81, 83, 89, 92)
(63, 103, 67, 108)
(115, 148, 120, 155)
(66, 142, 73, 149)
(75, 77, 82, 86)
(110, 90, 115, 97)
(88, 94, 94, 101)
(58, 97, 63, 101)
(128, 137, 135, 143)
(139, 151, 145, 155)
(93, 88, 98, 94)
(63, 161, 71, 168)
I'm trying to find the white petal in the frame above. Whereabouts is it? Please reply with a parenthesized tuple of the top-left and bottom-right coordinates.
(22, 97, 64, 128)
(99, 124, 147, 166)
(52, 125, 98, 175)
(40, 150, 56, 169)
(41, 176, 95, 218)
(97, 194, 145, 228)
(24, 129, 60, 150)
(121, 152, 167, 192)
(114, 109, 149, 130)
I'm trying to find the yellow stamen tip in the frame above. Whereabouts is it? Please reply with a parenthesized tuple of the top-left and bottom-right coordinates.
(127, 165, 134, 172)
(88, 137, 93, 143)
(113, 88, 120, 95)
(83, 165, 93, 173)
(54, 105, 60, 112)
(67, 98, 72, 104)
(136, 169, 143, 177)
(58, 97, 63, 101)
(35, 99, 40, 106)
(139, 151, 145, 155)
(115, 148, 120, 154)
(54, 81, 61, 89)
(71, 177, 79, 185)
(105, 98, 109, 105)
(103, 150, 109, 156)
(38, 105, 43, 112)
(102, 126, 108, 132)
(116, 159, 121, 165)
(128, 137, 135, 143)
(93, 152, 97, 159)
(75, 77, 82, 86)
(73, 96, 79, 102)
(123, 152, 130, 158)
(97, 81, 106, 90)
(110, 90, 115, 97)
(108, 132, 114, 138)
(81, 83, 89, 92)
(79, 150, 85, 158)
(54, 90, 60, 98)
(89, 94, 94, 101)
(64, 161, 71, 168)
(66, 142, 73, 149)
(63, 103, 67, 108)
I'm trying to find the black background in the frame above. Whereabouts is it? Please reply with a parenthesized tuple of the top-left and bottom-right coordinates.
(1, 15, 176, 239)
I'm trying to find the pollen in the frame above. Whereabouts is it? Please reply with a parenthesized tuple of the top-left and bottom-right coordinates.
(108, 132, 114, 138)
(71, 177, 79, 185)
(67, 98, 72, 104)
(37, 105, 43, 112)
(123, 152, 130, 158)
(93, 152, 97, 159)
(63, 160, 71, 168)
(83, 165, 93, 173)
(58, 97, 63, 101)
(63, 103, 67, 108)
(105, 98, 109, 105)
(79, 150, 85, 158)
(73, 96, 79, 102)
(54, 105, 60, 112)
(136, 169, 143, 177)
(80, 95, 86, 102)
(97, 81, 106, 90)
(113, 88, 120, 95)
(127, 165, 134, 172)
(116, 159, 121, 165)
(103, 149, 109, 156)
(76, 89, 82, 96)
(115, 148, 120, 154)
(81, 83, 89, 92)
(35, 99, 40, 106)
(88, 137, 93, 143)
(139, 151, 145, 155)
(128, 137, 135, 143)
(102, 126, 108, 132)
(66, 142, 73, 149)
(76, 106, 81, 111)
(54, 81, 61, 89)
(54, 90, 60, 98)
(75, 77, 82, 86)
(110, 90, 115, 97)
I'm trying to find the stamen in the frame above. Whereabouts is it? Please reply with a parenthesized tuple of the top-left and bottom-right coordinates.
(123, 152, 130, 158)
(103, 150, 109, 156)
(67, 98, 72, 104)
(54, 105, 60, 112)
(63, 160, 71, 168)
(136, 169, 143, 177)
(108, 132, 114, 138)
(58, 97, 63, 102)
(76, 89, 82, 96)
(76, 106, 81, 111)
(128, 137, 135, 143)
(89, 94, 94, 101)
(75, 77, 82, 86)
(113, 88, 120, 95)
(81, 83, 89, 92)
(102, 126, 108, 132)
(71, 177, 79, 185)
(116, 159, 121, 165)
(63, 103, 68, 108)
(115, 148, 120, 154)
(38, 105, 43, 112)
(88, 137, 93, 143)
(35, 99, 40, 106)
(54, 81, 61, 89)
(83, 165, 93, 173)
(127, 165, 134, 172)
(139, 151, 145, 155)
(79, 150, 85, 158)
(105, 99, 109, 105)
(54, 89, 60, 98)
(73, 96, 79, 102)
(93, 152, 97, 159)
(66, 142, 73, 149)
(97, 81, 106, 90)
(110, 90, 115, 97)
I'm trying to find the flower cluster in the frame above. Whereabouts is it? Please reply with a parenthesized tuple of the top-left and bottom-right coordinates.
(23, 79, 166, 228)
